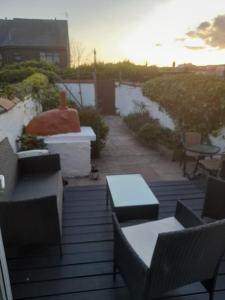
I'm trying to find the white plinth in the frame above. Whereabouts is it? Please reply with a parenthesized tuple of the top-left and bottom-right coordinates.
(41, 127, 96, 178)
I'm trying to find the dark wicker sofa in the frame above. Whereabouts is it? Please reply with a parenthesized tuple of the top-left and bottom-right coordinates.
(0, 138, 63, 248)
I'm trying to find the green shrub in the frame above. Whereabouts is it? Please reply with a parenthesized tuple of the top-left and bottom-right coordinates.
(0, 60, 58, 84)
(124, 111, 150, 133)
(21, 73, 59, 111)
(17, 134, 46, 151)
(78, 107, 109, 158)
(2, 73, 59, 111)
(143, 74, 225, 137)
(138, 123, 161, 148)
(124, 112, 177, 150)
(138, 120, 177, 149)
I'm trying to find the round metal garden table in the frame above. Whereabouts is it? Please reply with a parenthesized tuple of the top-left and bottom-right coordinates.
(183, 144, 220, 179)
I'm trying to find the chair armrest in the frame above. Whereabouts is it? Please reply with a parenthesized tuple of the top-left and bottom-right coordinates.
(18, 154, 61, 175)
(0, 195, 61, 246)
(175, 201, 204, 228)
(112, 213, 148, 297)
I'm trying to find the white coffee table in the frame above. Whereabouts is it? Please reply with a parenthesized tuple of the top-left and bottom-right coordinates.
(106, 174, 159, 221)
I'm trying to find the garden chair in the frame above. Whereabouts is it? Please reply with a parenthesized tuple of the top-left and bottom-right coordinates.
(113, 201, 225, 300)
(202, 176, 225, 220)
(181, 132, 201, 175)
(199, 153, 225, 179)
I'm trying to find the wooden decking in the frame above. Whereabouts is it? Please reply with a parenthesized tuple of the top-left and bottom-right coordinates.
(6, 180, 225, 300)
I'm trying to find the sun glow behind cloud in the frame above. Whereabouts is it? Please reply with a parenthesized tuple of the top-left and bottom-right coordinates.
(104, 0, 225, 65)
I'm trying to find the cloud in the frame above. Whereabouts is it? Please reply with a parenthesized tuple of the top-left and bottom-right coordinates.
(184, 45, 206, 50)
(175, 37, 186, 42)
(186, 14, 225, 49)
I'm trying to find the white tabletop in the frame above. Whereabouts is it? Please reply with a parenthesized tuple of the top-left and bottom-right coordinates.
(106, 174, 159, 207)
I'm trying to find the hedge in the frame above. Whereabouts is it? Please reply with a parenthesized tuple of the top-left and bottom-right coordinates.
(0, 60, 58, 84)
(143, 74, 225, 137)
(0, 73, 59, 111)
(78, 107, 109, 158)
(124, 112, 177, 150)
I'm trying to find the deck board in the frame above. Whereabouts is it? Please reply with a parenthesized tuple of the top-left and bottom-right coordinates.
(8, 180, 225, 300)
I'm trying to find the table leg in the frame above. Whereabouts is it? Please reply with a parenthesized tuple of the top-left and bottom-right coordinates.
(183, 153, 187, 176)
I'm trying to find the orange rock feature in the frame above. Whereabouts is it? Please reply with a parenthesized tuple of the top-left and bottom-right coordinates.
(25, 91, 81, 136)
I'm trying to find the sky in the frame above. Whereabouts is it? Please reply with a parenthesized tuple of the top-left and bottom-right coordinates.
(1, 0, 225, 66)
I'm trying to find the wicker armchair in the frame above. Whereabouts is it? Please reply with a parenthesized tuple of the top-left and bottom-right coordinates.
(113, 201, 225, 300)
(202, 176, 225, 220)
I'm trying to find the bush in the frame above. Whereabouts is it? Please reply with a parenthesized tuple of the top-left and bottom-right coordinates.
(17, 134, 46, 151)
(1, 73, 59, 111)
(78, 107, 109, 158)
(124, 111, 177, 150)
(138, 123, 161, 148)
(124, 111, 150, 133)
(0, 60, 59, 84)
(21, 73, 59, 111)
(143, 74, 225, 137)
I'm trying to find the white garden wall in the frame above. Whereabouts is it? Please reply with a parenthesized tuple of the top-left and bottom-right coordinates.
(56, 82, 95, 107)
(115, 84, 176, 130)
(209, 128, 225, 152)
(0, 98, 40, 151)
(57, 81, 225, 151)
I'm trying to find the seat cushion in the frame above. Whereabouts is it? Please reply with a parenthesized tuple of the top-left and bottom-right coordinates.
(199, 158, 221, 172)
(122, 217, 184, 267)
(12, 172, 60, 202)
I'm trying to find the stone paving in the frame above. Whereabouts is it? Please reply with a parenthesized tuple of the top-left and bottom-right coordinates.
(67, 116, 185, 186)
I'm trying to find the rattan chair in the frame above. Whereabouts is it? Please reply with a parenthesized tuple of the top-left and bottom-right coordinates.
(202, 176, 225, 220)
(113, 201, 225, 300)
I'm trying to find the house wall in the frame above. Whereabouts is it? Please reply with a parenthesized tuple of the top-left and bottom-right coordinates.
(0, 98, 40, 151)
(0, 47, 69, 69)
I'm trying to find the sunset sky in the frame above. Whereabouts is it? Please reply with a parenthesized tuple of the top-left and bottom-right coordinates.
(1, 0, 225, 66)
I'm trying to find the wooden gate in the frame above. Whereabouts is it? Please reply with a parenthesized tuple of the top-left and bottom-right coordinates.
(96, 79, 115, 114)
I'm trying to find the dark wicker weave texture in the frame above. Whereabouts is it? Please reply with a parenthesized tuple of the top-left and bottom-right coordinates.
(113, 201, 225, 300)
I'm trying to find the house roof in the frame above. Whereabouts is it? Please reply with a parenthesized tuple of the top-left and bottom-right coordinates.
(0, 18, 69, 49)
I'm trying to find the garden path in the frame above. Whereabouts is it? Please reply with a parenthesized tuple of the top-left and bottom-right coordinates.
(67, 116, 185, 186)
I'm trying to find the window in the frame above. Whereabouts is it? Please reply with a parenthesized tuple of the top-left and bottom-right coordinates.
(13, 53, 21, 62)
(40, 52, 60, 64)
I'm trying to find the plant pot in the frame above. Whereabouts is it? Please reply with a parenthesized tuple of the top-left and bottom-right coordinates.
(90, 166, 99, 180)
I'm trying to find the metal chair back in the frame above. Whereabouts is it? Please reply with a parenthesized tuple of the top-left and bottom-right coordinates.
(184, 132, 201, 147)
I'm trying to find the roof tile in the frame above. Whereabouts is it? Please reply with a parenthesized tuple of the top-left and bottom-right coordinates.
(0, 98, 15, 111)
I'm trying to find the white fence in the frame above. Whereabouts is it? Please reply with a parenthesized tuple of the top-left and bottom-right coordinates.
(115, 84, 176, 130)
(0, 98, 40, 151)
(56, 82, 95, 107)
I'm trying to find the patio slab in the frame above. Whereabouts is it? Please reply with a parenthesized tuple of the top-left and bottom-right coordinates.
(67, 116, 185, 186)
